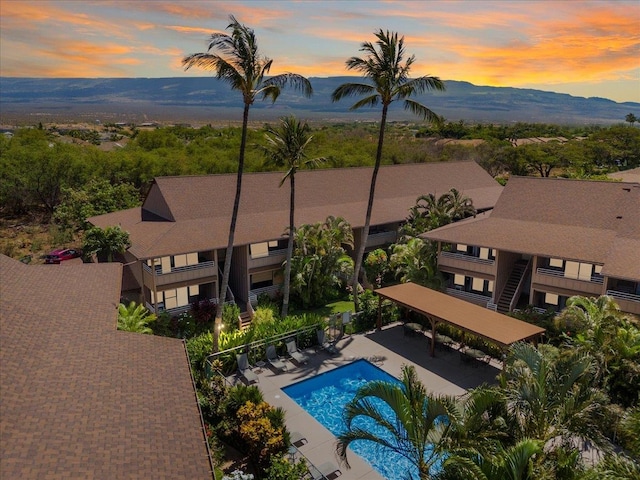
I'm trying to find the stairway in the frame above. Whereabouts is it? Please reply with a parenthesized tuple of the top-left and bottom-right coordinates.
(496, 261, 528, 313)
(239, 312, 252, 331)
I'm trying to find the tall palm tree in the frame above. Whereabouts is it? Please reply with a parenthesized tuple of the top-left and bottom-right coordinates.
(261, 116, 325, 317)
(332, 30, 445, 311)
(444, 188, 476, 221)
(389, 237, 441, 289)
(183, 16, 312, 351)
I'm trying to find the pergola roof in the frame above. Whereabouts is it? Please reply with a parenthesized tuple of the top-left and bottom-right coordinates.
(376, 283, 545, 350)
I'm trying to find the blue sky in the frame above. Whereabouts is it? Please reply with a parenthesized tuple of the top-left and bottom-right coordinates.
(1, 0, 638, 102)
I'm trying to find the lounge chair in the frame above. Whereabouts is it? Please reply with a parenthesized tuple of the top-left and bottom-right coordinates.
(285, 338, 309, 364)
(236, 353, 258, 384)
(266, 345, 287, 372)
(317, 329, 338, 354)
(308, 461, 342, 480)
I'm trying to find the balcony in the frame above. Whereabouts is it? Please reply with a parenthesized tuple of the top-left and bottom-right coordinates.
(142, 260, 217, 287)
(438, 251, 495, 276)
(249, 283, 283, 306)
(606, 289, 640, 315)
(446, 287, 492, 308)
(145, 297, 218, 317)
(366, 231, 396, 248)
(249, 248, 287, 269)
(533, 268, 604, 296)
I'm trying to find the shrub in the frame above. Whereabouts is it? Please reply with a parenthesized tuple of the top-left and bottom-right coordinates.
(237, 401, 287, 472)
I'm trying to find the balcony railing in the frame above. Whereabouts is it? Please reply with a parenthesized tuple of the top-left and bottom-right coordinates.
(536, 267, 604, 284)
(143, 260, 215, 275)
(145, 297, 218, 316)
(440, 251, 495, 265)
(249, 284, 283, 306)
(606, 289, 640, 303)
(446, 287, 491, 307)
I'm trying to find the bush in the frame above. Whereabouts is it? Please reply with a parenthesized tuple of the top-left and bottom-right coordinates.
(351, 289, 399, 333)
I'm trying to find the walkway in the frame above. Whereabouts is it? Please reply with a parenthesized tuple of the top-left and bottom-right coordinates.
(227, 322, 500, 480)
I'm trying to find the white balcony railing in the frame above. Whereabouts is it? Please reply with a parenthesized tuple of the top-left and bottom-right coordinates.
(143, 260, 215, 276)
(446, 287, 491, 306)
(440, 251, 495, 265)
(606, 289, 640, 303)
(536, 267, 604, 284)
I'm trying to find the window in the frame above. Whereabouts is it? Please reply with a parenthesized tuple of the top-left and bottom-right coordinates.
(251, 270, 274, 289)
(545, 292, 559, 305)
(472, 277, 484, 292)
(577, 263, 592, 281)
(564, 261, 579, 279)
(594, 264, 603, 274)
(487, 281, 494, 292)
(456, 243, 467, 253)
(549, 258, 563, 268)
(454, 274, 465, 286)
(173, 254, 187, 268)
(161, 256, 171, 274)
(186, 252, 198, 265)
(479, 247, 489, 260)
(250, 242, 269, 258)
(189, 285, 200, 296)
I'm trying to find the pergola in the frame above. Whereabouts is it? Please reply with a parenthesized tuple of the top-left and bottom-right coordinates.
(375, 282, 545, 357)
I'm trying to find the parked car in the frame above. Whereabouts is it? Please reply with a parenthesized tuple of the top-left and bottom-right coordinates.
(44, 248, 82, 264)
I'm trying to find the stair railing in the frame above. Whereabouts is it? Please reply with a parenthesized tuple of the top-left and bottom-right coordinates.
(509, 258, 532, 312)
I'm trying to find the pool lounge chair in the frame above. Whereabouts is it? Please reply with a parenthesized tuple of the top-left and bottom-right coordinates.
(266, 345, 287, 372)
(317, 329, 339, 354)
(308, 461, 342, 480)
(285, 338, 309, 364)
(236, 353, 258, 384)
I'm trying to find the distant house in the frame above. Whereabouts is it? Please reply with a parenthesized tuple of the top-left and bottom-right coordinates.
(0, 256, 214, 479)
(90, 161, 503, 317)
(422, 177, 640, 315)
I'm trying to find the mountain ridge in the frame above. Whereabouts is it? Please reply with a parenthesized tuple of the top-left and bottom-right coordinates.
(1, 76, 638, 126)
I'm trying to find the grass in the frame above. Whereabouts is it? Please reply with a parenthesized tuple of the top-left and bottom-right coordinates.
(290, 298, 355, 318)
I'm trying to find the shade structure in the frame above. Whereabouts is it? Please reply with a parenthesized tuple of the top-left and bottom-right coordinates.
(375, 282, 545, 356)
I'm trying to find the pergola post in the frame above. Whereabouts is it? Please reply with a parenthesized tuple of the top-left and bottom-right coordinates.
(376, 294, 382, 331)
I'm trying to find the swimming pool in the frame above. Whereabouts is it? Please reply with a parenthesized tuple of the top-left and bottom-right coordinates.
(282, 359, 425, 479)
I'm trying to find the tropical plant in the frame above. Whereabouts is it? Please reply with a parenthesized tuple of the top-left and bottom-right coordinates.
(332, 29, 445, 311)
(556, 295, 640, 406)
(261, 116, 325, 317)
(498, 343, 611, 458)
(400, 189, 476, 238)
(117, 301, 156, 333)
(82, 225, 130, 262)
(363, 248, 389, 288)
(440, 439, 542, 480)
(289, 216, 354, 308)
(389, 237, 442, 289)
(182, 15, 312, 351)
(336, 364, 460, 479)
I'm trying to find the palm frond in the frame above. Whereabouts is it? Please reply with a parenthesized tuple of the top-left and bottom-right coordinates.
(331, 82, 375, 102)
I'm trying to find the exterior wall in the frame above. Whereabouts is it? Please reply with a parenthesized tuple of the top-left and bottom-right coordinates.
(229, 245, 249, 305)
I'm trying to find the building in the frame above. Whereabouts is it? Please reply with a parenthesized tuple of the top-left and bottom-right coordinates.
(0, 256, 214, 479)
(89, 161, 503, 317)
(421, 176, 640, 315)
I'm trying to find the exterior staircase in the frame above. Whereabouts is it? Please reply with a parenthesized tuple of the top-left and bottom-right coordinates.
(238, 312, 252, 331)
(496, 261, 528, 313)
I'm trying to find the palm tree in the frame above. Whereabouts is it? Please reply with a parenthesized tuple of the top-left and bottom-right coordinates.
(336, 365, 460, 479)
(182, 16, 312, 351)
(117, 301, 156, 333)
(261, 116, 325, 317)
(499, 343, 611, 456)
(332, 30, 445, 311)
(444, 188, 476, 221)
(389, 237, 441, 289)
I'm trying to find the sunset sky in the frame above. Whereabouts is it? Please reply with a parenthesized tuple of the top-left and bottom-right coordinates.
(1, 0, 638, 103)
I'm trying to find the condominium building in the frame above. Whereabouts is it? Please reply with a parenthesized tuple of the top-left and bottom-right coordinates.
(90, 161, 503, 316)
(422, 177, 640, 315)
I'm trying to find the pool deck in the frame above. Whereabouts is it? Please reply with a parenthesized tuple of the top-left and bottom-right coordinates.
(227, 322, 501, 479)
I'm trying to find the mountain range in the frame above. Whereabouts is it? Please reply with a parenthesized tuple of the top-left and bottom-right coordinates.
(1, 76, 638, 126)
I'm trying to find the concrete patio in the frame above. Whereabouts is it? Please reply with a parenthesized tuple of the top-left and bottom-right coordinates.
(228, 322, 501, 480)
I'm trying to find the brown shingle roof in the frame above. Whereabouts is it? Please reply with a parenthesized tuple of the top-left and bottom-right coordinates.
(422, 177, 640, 281)
(90, 161, 503, 259)
(0, 256, 213, 479)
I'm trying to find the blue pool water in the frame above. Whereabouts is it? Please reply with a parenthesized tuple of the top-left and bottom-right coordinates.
(283, 359, 429, 479)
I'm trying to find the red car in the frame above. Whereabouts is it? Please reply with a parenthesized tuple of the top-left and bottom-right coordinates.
(44, 248, 82, 264)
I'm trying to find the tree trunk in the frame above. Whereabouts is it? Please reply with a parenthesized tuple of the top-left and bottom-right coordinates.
(281, 174, 295, 318)
(352, 105, 388, 314)
(214, 101, 250, 352)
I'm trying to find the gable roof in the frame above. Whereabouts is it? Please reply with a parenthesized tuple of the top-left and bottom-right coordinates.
(90, 161, 503, 259)
(0, 256, 213, 479)
(422, 177, 640, 281)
